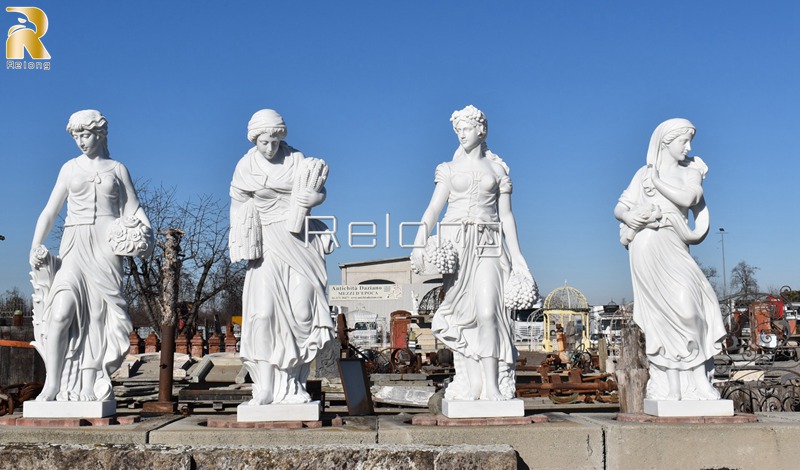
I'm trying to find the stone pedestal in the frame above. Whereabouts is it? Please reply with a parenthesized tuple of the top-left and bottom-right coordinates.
(190, 336, 203, 358)
(144, 332, 159, 353)
(643, 399, 734, 417)
(237, 401, 320, 422)
(128, 331, 141, 355)
(208, 334, 221, 354)
(23, 400, 116, 418)
(175, 335, 189, 355)
(223, 334, 237, 353)
(441, 398, 524, 419)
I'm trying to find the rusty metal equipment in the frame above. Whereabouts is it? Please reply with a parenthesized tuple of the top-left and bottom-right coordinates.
(337, 313, 421, 374)
(0, 382, 42, 416)
(516, 362, 618, 404)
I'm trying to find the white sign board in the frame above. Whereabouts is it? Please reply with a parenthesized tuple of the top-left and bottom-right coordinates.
(329, 285, 403, 301)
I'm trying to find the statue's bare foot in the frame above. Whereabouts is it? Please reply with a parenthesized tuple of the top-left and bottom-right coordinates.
(79, 392, 97, 401)
(248, 391, 273, 406)
(36, 386, 58, 401)
(485, 388, 505, 401)
(280, 391, 311, 404)
(694, 381, 720, 400)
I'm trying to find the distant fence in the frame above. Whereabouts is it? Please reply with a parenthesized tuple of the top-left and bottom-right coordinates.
(0, 326, 45, 386)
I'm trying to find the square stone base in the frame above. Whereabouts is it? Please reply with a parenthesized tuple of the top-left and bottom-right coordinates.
(643, 399, 734, 417)
(22, 400, 117, 418)
(237, 401, 320, 422)
(442, 398, 524, 419)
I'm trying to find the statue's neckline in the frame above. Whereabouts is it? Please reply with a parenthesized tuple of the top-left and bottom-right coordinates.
(74, 156, 118, 174)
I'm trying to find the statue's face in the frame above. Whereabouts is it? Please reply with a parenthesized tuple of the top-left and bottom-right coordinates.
(665, 132, 692, 162)
(72, 130, 103, 156)
(454, 120, 483, 153)
(256, 134, 282, 160)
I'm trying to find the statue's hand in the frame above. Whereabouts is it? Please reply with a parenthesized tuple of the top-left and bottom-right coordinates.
(295, 188, 324, 208)
(622, 210, 649, 231)
(410, 247, 426, 274)
(29, 245, 49, 269)
(511, 257, 531, 278)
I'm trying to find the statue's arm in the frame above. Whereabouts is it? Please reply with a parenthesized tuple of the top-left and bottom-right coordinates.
(414, 182, 448, 246)
(31, 164, 69, 250)
(498, 192, 529, 273)
(118, 164, 151, 228)
(410, 182, 449, 269)
(229, 185, 252, 225)
(614, 201, 649, 231)
(651, 166, 703, 209)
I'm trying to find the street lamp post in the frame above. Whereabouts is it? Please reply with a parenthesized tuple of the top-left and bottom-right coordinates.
(718, 228, 727, 299)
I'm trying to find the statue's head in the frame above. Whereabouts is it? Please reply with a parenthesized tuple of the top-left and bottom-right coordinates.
(662, 126, 695, 146)
(450, 105, 487, 137)
(450, 105, 487, 152)
(647, 118, 695, 167)
(66, 109, 108, 156)
(66, 109, 108, 137)
(247, 109, 288, 160)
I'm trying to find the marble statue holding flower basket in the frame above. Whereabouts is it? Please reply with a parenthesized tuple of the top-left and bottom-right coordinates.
(27, 110, 152, 418)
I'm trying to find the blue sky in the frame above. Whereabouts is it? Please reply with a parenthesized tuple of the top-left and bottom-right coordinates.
(1, 1, 798, 305)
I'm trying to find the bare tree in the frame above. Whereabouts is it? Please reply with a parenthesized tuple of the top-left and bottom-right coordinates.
(0, 287, 30, 315)
(125, 181, 245, 336)
(730, 260, 759, 299)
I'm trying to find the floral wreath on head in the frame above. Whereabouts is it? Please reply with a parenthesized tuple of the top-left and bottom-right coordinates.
(450, 105, 487, 134)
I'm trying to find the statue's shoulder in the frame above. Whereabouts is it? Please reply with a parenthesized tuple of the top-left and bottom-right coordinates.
(485, 150, 509, 175)
(62, 156, 80, 170)
(283, 143, 303, 157)
(234, 147, 257, 169)
(434, 161, 451, 184)
(631, 165, 648, 180)
(684, 156, 708, 179)
(488, 158, 509, 177)
(56, 157, 80, 179)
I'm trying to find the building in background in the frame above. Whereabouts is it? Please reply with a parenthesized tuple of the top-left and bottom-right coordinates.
(331, 257, 443, 351)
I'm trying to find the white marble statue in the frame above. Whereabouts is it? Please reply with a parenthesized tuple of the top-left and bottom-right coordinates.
(411, 105, 536, 404)
(229, 109, 334, 407)
(615, 118, 726, 402)
(29, 110, 152, 403)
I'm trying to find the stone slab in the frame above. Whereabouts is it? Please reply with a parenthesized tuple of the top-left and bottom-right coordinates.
(207, 415, 326, 429)
(572, 412, 800, 470)
(371, 385, 435, 406)
(23, 400, 117, 418)
(0, 413, 178, 445)
(237, 401, 320, 422)
(442, 398, 524, 418)
(0, 443, 517, 470)
(1, 415, 143, 427)
(618, 412, 756, 424)
(411, 413, 549, 426)
(643, 399, 733, 417)
(378, 413, 604, 470)
(149, 415, 378, 446)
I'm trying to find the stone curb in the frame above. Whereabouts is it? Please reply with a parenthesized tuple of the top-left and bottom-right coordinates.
(0, 443, 517, 470)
